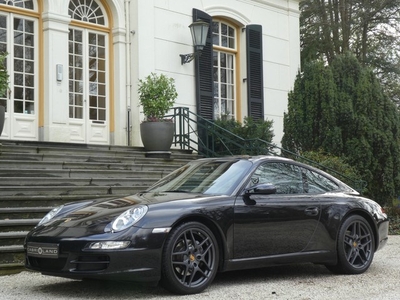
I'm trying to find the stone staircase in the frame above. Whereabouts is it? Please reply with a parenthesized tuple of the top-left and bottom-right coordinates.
(0, 140, 199, 274)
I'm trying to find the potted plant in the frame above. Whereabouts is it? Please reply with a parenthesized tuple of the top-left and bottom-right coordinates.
(138, 73, 178, 153)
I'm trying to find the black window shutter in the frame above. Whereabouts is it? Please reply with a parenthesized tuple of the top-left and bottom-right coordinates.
(246, 24, 264, 120)
(193, 8, 214, 120)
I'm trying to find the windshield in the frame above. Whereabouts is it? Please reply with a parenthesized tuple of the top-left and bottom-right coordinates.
(148, 159, 253, 195)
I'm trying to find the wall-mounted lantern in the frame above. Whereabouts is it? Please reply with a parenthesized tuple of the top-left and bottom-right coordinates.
(180, 20, 210, 65)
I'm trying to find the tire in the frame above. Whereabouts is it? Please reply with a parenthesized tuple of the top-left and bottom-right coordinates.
(160, 222, 219, 295)
(326, 215, 375, 274)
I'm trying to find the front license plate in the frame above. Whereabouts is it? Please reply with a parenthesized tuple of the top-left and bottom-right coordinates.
(27, 243, 59, 259)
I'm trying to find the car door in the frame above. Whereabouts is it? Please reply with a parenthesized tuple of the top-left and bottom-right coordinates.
(233, 161, 321, 259)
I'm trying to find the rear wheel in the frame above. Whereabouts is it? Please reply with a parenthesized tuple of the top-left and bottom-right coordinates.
(160, 222, 219, 295)
(326, 215, 375, 274)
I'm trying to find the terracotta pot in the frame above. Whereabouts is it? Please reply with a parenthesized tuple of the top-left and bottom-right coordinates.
(140, 121, 174, 152)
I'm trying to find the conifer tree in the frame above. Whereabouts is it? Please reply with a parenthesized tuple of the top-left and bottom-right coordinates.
(282, 53, 400, 204)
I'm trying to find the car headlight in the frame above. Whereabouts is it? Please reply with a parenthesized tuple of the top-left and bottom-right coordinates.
(111, 205, 148, 232)
(38, 205, 64, 226)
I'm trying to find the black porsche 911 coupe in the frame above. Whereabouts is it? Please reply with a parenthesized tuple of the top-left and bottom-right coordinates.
(25, 156, 389, 295)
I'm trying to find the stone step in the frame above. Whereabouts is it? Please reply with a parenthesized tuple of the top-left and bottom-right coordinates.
(0, 207, 52, 214)
(0, 231, 29, 238)
(0, 142, 195, 160)
(0, 245, 24, 251)
(0, 262, 25, 276)
(0, 207, 51, 220)
(0, 232, 28, 247)
(0, 143, 140, 153)
(0, 160, 182, 172)
(0, 168, 169, 179)
(0, 245, 25, 267)
(0, 219, 39, 233)
(0, 185, 143, 197)
(0, 219, 40, 227)
(0, 194, 116, 208)
(0, 177, 158, 187)
(0, 151, 193, 165)
(0, 140, 199, 272)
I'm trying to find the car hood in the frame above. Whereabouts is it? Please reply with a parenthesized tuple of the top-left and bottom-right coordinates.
(42, 192, 215, 230)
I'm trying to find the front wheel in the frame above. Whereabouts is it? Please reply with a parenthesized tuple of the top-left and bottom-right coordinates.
(160, 222, 219, 295)
(326, 215, 375, 274)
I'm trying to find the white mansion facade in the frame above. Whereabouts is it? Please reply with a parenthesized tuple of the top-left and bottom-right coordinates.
(0, 0, 300, 147)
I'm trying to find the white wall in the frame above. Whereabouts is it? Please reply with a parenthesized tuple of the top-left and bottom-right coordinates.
(131, 0, 300, 147)
(37, 0, 300, 147)
(42, 0, 72, 142)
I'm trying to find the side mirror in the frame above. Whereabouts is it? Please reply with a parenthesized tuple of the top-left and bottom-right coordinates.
(245, 183, 277, 195)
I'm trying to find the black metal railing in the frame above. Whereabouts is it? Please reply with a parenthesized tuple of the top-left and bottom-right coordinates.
(166, 107, 366, 192)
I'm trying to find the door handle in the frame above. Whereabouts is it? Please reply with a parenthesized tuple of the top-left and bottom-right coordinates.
(304, 207, 319, 216)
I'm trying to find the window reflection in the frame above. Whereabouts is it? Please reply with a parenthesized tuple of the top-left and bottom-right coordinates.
(250, 163, 303, 194)
(150, 160, 252, 195)
(302, 168, 339, 193)
(249, 162, 340, 195)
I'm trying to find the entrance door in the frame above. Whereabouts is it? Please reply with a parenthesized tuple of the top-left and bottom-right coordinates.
(0, 13, 38, 140)
(68, 28, 108, 144)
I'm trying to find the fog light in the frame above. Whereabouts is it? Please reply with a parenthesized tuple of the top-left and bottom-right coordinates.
(88, 241, 130, 250)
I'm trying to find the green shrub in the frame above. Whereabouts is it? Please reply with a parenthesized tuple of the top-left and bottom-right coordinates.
(138, 73, 177, 122)
(211, 116, 275, 156)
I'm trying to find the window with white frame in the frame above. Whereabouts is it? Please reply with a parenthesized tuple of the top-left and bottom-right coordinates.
(212, 20, 237, 120)
(68, 0, 108, 122)
(0, 0, 34, 10)
(0, 0, 37, 115)
(69, 0, 105, 25)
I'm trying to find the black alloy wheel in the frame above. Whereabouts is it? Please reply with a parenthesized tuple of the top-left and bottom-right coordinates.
(327, 215, 375, 274)
(160, 222, 219, 295)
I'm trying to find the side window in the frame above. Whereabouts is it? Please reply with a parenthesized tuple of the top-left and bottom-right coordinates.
(250, 162, 303, 194)
(301, 167, 339, 193)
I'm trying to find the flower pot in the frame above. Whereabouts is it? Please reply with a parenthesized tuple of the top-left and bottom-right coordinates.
(0, 105, 4, 137)
(140, 121, 174, 152)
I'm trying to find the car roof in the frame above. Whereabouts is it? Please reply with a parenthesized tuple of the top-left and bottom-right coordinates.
(195, 155, 294, 164)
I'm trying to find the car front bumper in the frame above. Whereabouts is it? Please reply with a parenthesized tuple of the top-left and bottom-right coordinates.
(24, 227, 167, 283)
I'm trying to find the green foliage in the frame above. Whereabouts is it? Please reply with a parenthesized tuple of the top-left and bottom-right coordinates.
(212, 116, 275, 155)
(282, 60, 342, 155)
(300, 0, 400, 105)
(282, 53, 400, 205)
(138, 73, 178, 121)
(0, 52, 9, 97)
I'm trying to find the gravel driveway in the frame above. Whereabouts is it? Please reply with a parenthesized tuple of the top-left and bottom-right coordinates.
(1, 236, 399, 300)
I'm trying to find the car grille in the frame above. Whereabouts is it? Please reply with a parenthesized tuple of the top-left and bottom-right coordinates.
(70, 255, 110, 272)
(27, 254, 110, 272)
(27, 256, 67, 271)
